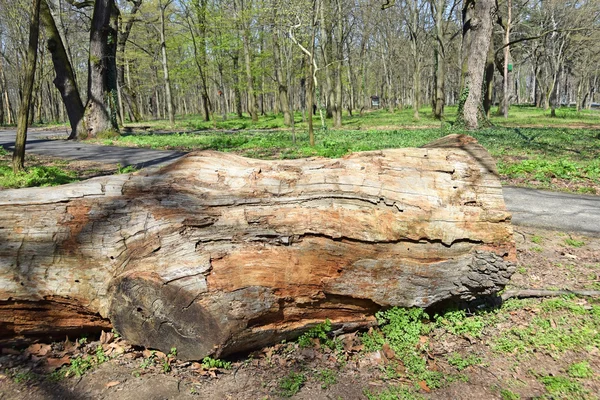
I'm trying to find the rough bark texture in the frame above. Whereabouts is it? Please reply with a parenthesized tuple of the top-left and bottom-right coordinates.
(0, 135, 515, 360)
(13, 0, 41, 172)
(83, 0, 119, 139)
(40, 0, 86, 139)
(460, 0, 497, 129)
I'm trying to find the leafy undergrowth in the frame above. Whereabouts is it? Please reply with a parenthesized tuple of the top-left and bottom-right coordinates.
(0, 150, 119, 189)
(95, 121, 600, 195)
(1, 227, 599, 400)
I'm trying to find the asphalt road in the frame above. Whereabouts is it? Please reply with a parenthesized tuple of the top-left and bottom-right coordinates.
(2, 128, 599, 236)
(0, 128, 185, 169)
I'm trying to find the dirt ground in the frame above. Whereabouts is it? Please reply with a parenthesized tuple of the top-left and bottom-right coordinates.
(1, 225, 599, 400)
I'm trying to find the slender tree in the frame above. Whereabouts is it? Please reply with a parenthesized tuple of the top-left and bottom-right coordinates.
(13, 0, 42, 172)
(40, 0, 86, 139)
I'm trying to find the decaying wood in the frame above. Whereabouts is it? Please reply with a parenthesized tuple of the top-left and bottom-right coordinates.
(0, 134, 516, 360)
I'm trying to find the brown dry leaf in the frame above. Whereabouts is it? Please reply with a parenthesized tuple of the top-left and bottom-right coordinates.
(351, 344, 364, 352)
(45, 356, 71, 371)
(190, 362, 203, 370)
(419, 336, 429, 344)
(26, 343, 52, 357)
(382, 343, 395, 360)
(418, 380, 431, 393)
(154, 351, 167, 360)
(142, 349, 154, 359)
(100, 331, 115, 345)
(105, 343, 125, 356)
(63, 338, 79, 354)
(105, 381, 120, 389)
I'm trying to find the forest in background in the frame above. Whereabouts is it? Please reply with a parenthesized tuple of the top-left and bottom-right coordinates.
(0, 0, 599, 132)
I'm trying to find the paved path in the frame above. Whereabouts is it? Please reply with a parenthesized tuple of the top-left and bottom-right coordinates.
(0, 129, 185, 169)
(2, 128, 599, 236)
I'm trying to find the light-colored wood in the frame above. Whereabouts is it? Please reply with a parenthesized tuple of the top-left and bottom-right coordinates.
(0, 135, 516, 360)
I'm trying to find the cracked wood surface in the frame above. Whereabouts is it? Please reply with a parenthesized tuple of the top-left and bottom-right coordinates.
(0, 134, 516, 359)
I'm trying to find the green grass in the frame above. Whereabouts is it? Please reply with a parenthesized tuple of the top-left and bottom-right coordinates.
(567, 361, 594, 379)
(201, 356, 232, 370)
(364, 385, 424, 400)
(493, 297, 600, 355)
(447, 353, 484, 371)
(97, 107, 600, 193)
(362, 308, 443, 389)
(565, 238, 586, 248)
(500, 388, 521, 400)
(540, 375, 589, 399)
(0, 165, 78, 188)
(316, 368, 338, 389)
(279, 371, 306, 397)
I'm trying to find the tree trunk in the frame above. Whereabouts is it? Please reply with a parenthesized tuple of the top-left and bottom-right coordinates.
(272, 24, 292, 127)
(84, 0, 120, 139)
(40, 0, 86, 139)
(483, 35, 495, 118)
(502, 0, 511, 118)
(239, 0, 258, 123)
(159, 0, 175, 127)
(459, 0, 496, 130)
(13, 0, 41, 173)
(333, 0, 343, 128)
(232, 53, 243, 118)
(0, 62, 4, 125)
(0, 135, 516, 359)
(117, 0, 142, 124)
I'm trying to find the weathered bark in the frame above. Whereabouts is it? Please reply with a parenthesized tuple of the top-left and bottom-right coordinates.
(13, 0, 41, 172)
(83, 0, 120, 139)
(459, 0, 497, 129)
(40, 0, 86, 139)
(232, 53, 243, 118)
(238, 0, 258, 122)
(333, 0, 343, 128)
(117, 0, 142, 124)
(272, 23, 292, 127)
(0, 62, 4, 125)
(0, 135, 516, 359)
(159, 0, 175, 126)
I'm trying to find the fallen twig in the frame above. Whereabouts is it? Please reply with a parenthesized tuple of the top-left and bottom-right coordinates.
(501, 289, 600, 301)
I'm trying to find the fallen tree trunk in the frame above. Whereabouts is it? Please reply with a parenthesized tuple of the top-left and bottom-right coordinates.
(0, 134, 516, 360)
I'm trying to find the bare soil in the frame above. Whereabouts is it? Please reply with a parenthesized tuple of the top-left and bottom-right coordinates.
(1, 226, 599, 400)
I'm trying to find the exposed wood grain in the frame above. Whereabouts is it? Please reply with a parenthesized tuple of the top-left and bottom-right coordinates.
(0, 134, 516, 359)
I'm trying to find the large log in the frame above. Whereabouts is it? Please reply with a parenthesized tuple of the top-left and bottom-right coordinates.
(0, 135, 516, 360)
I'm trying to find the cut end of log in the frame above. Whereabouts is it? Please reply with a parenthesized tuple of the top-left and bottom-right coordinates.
(1, 135, 516, 360)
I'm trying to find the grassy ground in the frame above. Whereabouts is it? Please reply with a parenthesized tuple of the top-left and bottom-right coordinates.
(100, 107, 600, 194)
(1, 227, 599, 400)
(2, 106, 599, 193)
(0, 148, 123, 189)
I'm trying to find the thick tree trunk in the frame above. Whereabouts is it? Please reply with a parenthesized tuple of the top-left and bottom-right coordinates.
(159, 0, 175, 126)
(459, 0, 496, 129)
(84, 0, 120, 139)
(13, 0, 41, 172)
(40, 0, 86, 139)
(0, 135, 516, 359)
